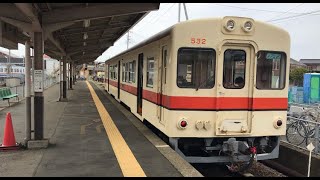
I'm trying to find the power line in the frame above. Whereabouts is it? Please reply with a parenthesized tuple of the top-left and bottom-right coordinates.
(267, 3, 304, 22)
(268, 9, 320, 22)
(211, 3, 320, 16)
(133, 3, 174, 32)
(130, 31, 146, 40)
(149, 3, 177, 25)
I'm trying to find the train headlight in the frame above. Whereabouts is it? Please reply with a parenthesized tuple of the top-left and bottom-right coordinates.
(225, 20, 235, 31)
(242, 21, 253, 32)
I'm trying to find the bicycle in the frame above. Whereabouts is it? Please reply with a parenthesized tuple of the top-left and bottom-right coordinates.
(286, 105, 320, 146)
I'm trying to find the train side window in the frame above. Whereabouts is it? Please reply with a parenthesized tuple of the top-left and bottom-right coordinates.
(125, 62, 129, 82)
(110, 65, 113, 79)
(114, 65, 118, 80)
(130, 61, 136, 83)
(223, 49, 246, 89)
(256, 51, 286, 89)
(177, 48, 215, 89)
(122, 63, 125, 82)
(147, 57, 155, 88)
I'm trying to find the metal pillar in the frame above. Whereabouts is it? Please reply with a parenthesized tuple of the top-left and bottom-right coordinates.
(59, 60, 63, 101)
(24, 40, 31, 143)
(33, 32, 44, 140)
(183, 3, 189, 20)
(63, 58, 67, 99)
(31, 49, 35, 96)
(73, 65, 76, 85)
(69, 61, 73, 89)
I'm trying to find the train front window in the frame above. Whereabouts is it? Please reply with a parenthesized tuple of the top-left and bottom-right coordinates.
(256, 51, 286, 89)
(223, 49, 246, 89)
(177, 48, 215, 89)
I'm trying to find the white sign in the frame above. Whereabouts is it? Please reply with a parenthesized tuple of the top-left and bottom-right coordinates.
(307, 142, 315, 151)
(307, 142, 315, 177)
(34, 70, 43, 92)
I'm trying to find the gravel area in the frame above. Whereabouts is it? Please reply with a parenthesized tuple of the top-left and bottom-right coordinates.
(244, 161, 287, 177)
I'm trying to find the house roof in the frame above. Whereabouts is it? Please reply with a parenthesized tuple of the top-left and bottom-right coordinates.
(290, 58, 307, 66)
(299, 59, 320, 64)
(0, 49, 22, 58)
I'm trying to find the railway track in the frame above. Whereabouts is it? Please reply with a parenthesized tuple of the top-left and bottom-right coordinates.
(192, 163, 254, 177)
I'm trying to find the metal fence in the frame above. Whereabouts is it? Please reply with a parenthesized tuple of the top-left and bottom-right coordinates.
(284, 104, 320, 154)
(0, 77, 57, 103)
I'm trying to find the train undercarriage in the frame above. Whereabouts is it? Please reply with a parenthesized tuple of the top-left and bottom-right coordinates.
(168, 136, 280, 172)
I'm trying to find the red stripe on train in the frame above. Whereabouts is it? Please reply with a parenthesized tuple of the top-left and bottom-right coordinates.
(109, 80, 118, 88)
(108, 81, 288, 110)
(121, 83, 137, 96)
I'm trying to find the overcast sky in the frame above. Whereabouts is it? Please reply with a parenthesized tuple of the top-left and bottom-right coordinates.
(1, 3, 320, 62)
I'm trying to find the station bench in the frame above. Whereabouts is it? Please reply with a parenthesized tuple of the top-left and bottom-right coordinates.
(0, 88, 19, 106)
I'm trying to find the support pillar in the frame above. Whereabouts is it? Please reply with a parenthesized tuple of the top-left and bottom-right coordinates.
(59, 57, 68, 101)
(59, 60, 63, 101)
(73, 64, 76, 85)
(33, 32, 44, 140)
(63, 58, 67, 99)
(24, 40, 31, 144)
(69, 62, 73, 90)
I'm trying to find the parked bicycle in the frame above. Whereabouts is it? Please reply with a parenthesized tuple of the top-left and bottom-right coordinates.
(286, 105, 320, 146)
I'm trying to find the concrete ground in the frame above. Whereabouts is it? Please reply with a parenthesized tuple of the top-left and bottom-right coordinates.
(0, 81, 67, 176)
(0, 80, 201, 177)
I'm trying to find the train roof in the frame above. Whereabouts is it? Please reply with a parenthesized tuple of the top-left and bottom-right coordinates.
(105, 25, 173, 62)
(105, 16, 289, 63)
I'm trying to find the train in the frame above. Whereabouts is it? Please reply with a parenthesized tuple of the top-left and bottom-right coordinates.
(104, 16, 290, 171)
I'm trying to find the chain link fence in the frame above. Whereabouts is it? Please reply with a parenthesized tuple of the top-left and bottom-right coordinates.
(284, 104, 320, 154)
(0, 77, 57, 107)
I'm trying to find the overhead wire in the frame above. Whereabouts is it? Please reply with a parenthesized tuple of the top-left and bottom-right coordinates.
(268, 9, 320, 23)
(133, 3, 175, 32)
(266, 3, 304, 22)
(211, 3, 320, 15)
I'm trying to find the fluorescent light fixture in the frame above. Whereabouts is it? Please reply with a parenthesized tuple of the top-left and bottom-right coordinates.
(83, 32, 88, 40)
(84, 19, 90, 28)
(83, 52, 85, 55)
(83, 42, 86, 46)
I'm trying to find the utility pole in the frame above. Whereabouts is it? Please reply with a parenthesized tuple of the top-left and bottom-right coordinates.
(178, 3, 181, 22)
(7, 49, 11, 75)
(183, 3, 189, 20)
(126, 31, 131, 49)
(178, 3, 189, 22)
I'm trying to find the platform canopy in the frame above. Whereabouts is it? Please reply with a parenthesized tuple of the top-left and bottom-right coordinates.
(0, 3, 160, 65)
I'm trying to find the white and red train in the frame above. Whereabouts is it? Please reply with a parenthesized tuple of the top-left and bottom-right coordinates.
(104, 16, 290, 168)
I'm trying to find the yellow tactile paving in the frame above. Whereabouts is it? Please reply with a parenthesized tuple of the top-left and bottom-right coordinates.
(86, 81, 146, 177)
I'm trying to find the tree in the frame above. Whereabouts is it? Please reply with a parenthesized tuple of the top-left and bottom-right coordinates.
(289, 67, 308, 86)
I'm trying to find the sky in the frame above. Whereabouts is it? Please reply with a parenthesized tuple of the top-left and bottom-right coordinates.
(1, 3, 320, 62)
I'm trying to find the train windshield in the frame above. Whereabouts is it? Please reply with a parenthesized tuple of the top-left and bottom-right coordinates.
(177, 48, 215, 89)
(223, 49, 246, 89)
(256, 51, 286, 89)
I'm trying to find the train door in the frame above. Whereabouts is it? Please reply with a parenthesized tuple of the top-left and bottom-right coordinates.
(117, 61, 120, 99)
(157, 46, 168, 125)
(137, 53, 144, 115)
(107, 64, 110, 92)
(215, 45, 254, 135)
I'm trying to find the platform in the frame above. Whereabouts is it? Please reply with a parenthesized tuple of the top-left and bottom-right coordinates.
(0, 81, 202, 177)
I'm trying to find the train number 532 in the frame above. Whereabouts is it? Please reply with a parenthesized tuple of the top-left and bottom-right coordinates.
(191, 38, 206, 44)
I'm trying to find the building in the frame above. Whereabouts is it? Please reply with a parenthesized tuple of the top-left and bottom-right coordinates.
(43, 54, 60, 80)
(299, 59, 320, 72)
(290, 58, 307, 72)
